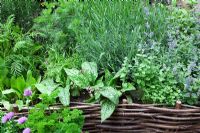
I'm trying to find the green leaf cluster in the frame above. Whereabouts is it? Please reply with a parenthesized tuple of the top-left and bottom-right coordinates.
(20, 104, 84, 133)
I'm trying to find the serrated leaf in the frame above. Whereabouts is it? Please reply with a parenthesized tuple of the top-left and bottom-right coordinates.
(101, 99, 116, 122)
(100, 87, 120, 105)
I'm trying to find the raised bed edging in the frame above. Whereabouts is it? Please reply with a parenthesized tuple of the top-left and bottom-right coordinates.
(1, 102, 200, 133)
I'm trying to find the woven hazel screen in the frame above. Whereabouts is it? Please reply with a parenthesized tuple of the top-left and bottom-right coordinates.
(70, 102, 200, 133)
(2, 102, 200, 133)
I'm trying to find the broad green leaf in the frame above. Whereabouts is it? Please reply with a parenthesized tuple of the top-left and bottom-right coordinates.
(121, 83, 136, 92)
(65, 68, 91, 88)
(104, 69, 115, 86)
(35, 79, 59, 95)
(93, 79, 104, 89)
(64, 68, 80, 77)
(101, 99, 116, 122)
(114, 68, 124, 79)
(58, 84, 70, 106)
(2, 89, 16, 95)
(100, 87, 121, 105)
(16, 100, 23, 111)
(11, 76, 26, 95)
(81, 62, 98, 79)
(2, 100, 13, 111)
(26, 70, 37, 87)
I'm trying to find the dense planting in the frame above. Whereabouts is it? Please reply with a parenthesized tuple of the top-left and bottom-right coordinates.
(0, 0, 199, 132)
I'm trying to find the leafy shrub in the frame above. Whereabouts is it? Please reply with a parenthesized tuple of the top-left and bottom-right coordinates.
(33, 0, 82, 80)
(1, 71, 37, 105)
(21, 104, 84, 133)
(65, 61, 136, 121)
(132, 54, 182, 105)
(165, 8, 200, 104)
(0, 16, 42, 77)
(0, 0, 41, 31)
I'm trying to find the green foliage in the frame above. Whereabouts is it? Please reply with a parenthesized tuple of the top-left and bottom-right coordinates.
(0, 111, 19, 133)
(0, 16, 43, 77)
(72, 0, 169, 72)
(1, 71, 37, 110)
(165, 8, 200, 104)
(20, 103, 84, 133)
(132, 54, 182, 105)
(0, 0, 41, 31)
(34, 0, 77, 51)
(35, 78, 70, 106)
(65, 61, 135, 121)
(2, 71, 36, 98)
(33, 0, 82, 80)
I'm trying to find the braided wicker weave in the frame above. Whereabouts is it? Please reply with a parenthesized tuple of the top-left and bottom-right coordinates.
(70, 102, 200, 133)
(1, 102, 200, 133)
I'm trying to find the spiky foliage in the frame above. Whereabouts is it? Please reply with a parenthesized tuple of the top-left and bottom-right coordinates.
(0, 16, 43, 77)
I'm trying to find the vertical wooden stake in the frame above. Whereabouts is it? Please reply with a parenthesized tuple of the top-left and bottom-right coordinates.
(175, 100, 182, 109)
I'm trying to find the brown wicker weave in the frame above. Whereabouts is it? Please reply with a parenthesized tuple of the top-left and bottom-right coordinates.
(1, 102, 200, 133)
(70, 102, 200, 133)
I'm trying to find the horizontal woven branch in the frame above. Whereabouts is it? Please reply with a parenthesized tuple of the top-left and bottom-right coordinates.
(1, 102, 200, 133)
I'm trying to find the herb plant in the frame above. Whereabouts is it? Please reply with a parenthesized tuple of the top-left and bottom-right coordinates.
(20, 104, 84, 133)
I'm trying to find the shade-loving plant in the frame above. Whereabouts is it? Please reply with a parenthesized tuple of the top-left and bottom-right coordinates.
(1, 70, 37, 110)
(65, 61, 136, 122)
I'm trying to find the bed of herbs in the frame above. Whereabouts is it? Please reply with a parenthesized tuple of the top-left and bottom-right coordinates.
(0, 0, 199, 132)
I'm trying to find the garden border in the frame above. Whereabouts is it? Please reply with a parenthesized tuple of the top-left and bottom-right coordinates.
(1, 102, 200, 133)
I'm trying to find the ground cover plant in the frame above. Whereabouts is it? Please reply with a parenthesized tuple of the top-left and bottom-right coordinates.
(0, 0, 200, 132)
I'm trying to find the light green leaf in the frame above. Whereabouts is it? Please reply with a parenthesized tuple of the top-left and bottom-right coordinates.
(2, 100, 13, 111)
(16, 100, 23, 111)
(101, 99, 116, 122)
(58, 84, 70, 106)
(65, 68, 91, 88)
(125, 95, 133, 104)
(26, 70, 36, 87)
(10, 76, 26, 95)
(81, 62, 98, 79)
(100, 87, 121, 105)
(35, 79, 59, 95)
(64, 68, 80, 77)
(2, 89, 16, 95)
(104, 69, 115, 86)
(121, 83, 135, 92)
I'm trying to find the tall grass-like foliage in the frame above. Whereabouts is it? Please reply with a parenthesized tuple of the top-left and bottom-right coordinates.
(0, 0, 41, 31)
(72, 0, 169, 72)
